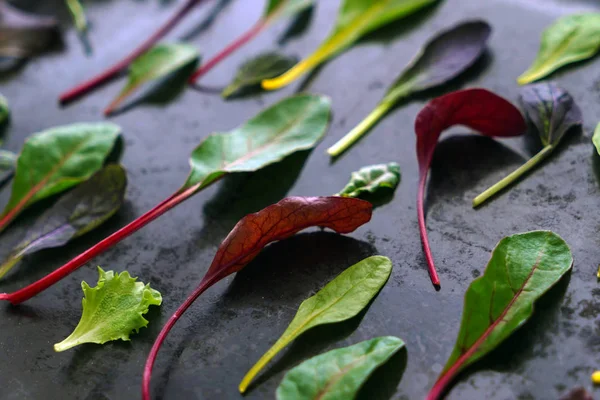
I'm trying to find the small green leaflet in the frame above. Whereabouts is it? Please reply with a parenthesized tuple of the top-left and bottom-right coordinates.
(262, 0, 439, 90)
(182, 94, 331, 191)
(0, 165, 127, 280)
(518, 14, 600, 85)
(427, 231, 572, 400)
(264, 0, 315, 19)
(222, 52, 298, 99)
(54, 267, 162, 352)
(0, 123, 121, 234)
(276, 336, 405, 400)
(239, 255, 392, 393)
(0, 94, 9, 127)
(593, 123, 600, 156)
(0, 150, 16, 185)
(338, 162, 401, 198)
(104, 43, 200, 115)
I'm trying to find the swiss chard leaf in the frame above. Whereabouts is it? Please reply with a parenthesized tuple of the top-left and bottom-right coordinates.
(415, 89, 526, 288)
(328, 20, 491, 157)
(338, 162, 401, 198)
(473, 82, 582, 207)
(105, 43, 200, 115)
(222, 52, 298, 98)
(0, 123, 121, 234)
(0, 165, 127, 280)
(0, 2, 58, 60)
(54, 267, 162, 352)
(143, 196, 373, 399)
(518, 14, 600, 85)
(427, 231, 572, 400)
(276, 336, 405, 400)
(239, 255, 392, 393)
(262, 0, 439, 91)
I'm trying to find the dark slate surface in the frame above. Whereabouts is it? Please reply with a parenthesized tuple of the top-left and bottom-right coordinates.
(0, 0, 599, 399)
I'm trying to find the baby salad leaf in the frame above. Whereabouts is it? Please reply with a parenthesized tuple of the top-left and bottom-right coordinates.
(426, 231, 572, 400)
(54, 267, 162, 352)
(277, 336, 405, 400)
(143, 196, 373, 399)
(0, 94, 9, 126)
(416, 89, 526, 289)
(104, 43, 200, 115)
(262, 0, 439, 91)
(328, 20, 491, 157)
(222, 52, 298, 99)
(518, 14, 600, 85)
(0, 2, 59, 60)
(0, 150, 16, 185)
(0, 123, 121, 234)
(239, 255, 392, 393)
(338, 162, 401, 198)
(594, 123, 600, 156)
(0, 165, 127, 280)
(474, 82, 582, 207)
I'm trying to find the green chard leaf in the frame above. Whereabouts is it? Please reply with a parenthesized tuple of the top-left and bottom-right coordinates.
(338, 162, 401, 198)
(183, 94, 331, 191)
(104, 43, 200, 115)
(473, 82, 582, 207)
(239, 255, 392, 393)
(276, 336, 405, 400)
(0, 94, 9, 127)
(222, 52, 298, 99)
(262, 0, 439, 90)
(0, 122, 121, 234)
(427, 231, 573, 400)
(518, 14, 600, 85)
(54, 267, 162, 352)
(0, 165, 127, 280)
(593, 122, 600, 156)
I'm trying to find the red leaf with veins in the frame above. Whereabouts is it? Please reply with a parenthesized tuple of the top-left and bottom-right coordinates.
(415, 88, 526, 289)
(142, 196, 372, 400)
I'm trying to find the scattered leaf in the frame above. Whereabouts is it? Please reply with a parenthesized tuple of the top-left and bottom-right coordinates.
(222, 52, 298, 98)
(518, 14, 600, 84)
(0, 94, 9, 127)
(0, 2, 59, 59)
(277, 336, 405, 400)
(0, 149, 15, 185)
(240, 255, 391, 392)
(337, 162, 401, 198)
(427, 231, 573, 400)
(261, 0, 439, 91)
(0, 165, 127, 280)
(474, 82, 582, 207)
(415, 88, 526, 288)
(54, 267, 162, 352)
(143, 196, 373, 399)
(327, 20, 491, 157)
(105, 43, 200, 115)
(0, 123, 121, 234)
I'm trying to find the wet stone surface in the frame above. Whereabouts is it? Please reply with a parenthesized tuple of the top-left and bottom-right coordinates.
(0, 0, 599, 399)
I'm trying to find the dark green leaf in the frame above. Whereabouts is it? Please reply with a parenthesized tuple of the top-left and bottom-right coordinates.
(0, 122, 121, 233)
(0, 94, 9, 127)
(338, 162, 401, 198)
(276, 336, 405, 400)
(222, 52, 298, 98)
(428, 231, 572, 400)
(518, 14, 600, 84)
(0, 165, 127, 279)
(264, 0, 315, 19)
(239, 255, 392, 393)
(0, 2, 58, 59)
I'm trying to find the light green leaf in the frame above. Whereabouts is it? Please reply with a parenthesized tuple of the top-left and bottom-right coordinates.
(105, 43, 200, 114)
(262, 0, 439, 90)
(593, 122, 600, 156)
(276, 336, 405, 400)
(239, 255, 392, 393)
(182, 94, 331, 191)
(338, 162, 401, 198)
(0, 123, 121, 234)
(264, 0, 315, 19)
(518, 14, 600, 85)
(54, 267, 162, 352)
(222, 52, 298, 98)
(428, 231, 572, 399)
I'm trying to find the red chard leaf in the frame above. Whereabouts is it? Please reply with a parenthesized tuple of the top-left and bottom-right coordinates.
(142, 196, 372, 399)
(415, 88, 526, 289)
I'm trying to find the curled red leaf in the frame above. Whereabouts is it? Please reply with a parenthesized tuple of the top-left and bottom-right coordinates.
(142, 196, 372, 399)
(415, 88, 526, 289)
